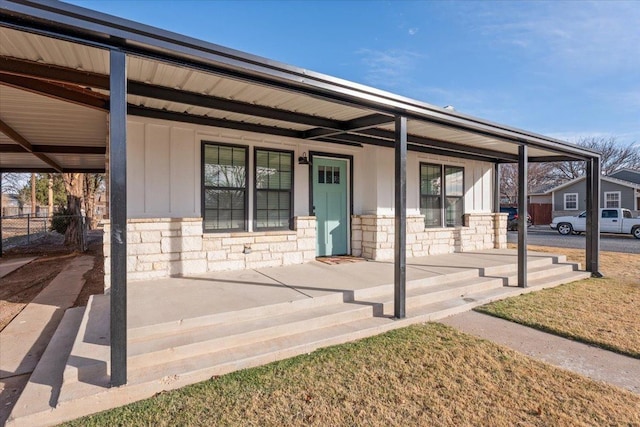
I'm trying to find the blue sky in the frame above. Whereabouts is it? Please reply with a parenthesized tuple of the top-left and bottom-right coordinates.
(68, 0, 639, 147)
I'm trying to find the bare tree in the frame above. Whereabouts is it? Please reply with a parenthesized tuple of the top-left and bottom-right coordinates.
(62, 173, 84, 247)
(499, 162, 560, 205)
(83, 173, 104, 230)
(550, 137, 640, 180)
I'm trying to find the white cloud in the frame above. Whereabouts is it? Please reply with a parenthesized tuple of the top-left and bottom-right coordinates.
(408, 27, 418, 36)
(472, 1, 640, 74)
(356, 49, 423, 88)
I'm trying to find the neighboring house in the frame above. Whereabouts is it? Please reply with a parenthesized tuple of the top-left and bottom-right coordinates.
(1, 193, 22, 216)
(543, 174, 640, 219)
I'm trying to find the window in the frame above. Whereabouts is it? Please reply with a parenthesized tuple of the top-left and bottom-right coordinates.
(255, 149, 293, 230)
(602, 209, 618, 219)
(564, 193, 578, 210)
(420, 163, 464, 228)
(202, 143, 247, 232)
(604, 191, 620, 208)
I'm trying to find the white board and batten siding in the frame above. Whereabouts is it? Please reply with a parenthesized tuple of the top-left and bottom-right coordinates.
(126, 117, 496, 219)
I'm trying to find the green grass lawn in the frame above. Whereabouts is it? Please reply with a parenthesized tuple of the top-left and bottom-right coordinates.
(62, 323, 640, 427)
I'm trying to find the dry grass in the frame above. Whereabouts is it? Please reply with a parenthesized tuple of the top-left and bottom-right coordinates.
(62, 323, 640, 427)
(477, 245, 640, 358)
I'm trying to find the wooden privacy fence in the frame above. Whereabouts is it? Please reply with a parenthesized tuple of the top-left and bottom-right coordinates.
(528, 203, 552, 225)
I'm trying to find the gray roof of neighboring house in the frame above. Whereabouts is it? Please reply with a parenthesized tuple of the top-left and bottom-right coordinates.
(608, 169, 640, 185)
(535, 175, 640, 195)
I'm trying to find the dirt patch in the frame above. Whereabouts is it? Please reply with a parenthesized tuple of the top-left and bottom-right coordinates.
(0, 231, 105, 331)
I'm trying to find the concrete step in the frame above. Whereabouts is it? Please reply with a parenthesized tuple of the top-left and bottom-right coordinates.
(353, 268, 482, 300)
(501, 262, 581, 286)
(127, 301, 378, 370)
(7, 307, 86, 427)
(128, 291, 345, 341)
(403, 269, 593, 323)
(374, 276, 505, 317)
(480, 254, 567, 276)
(60, 295, 110, 389)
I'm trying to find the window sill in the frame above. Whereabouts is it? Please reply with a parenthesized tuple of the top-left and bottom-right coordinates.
(203, 229, 296, 239)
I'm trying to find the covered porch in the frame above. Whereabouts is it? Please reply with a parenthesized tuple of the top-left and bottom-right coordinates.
(1, 0, 602, 395)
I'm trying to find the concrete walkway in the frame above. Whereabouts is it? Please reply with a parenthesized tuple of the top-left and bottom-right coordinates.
(0, 256, 94, 425)
(440, 311, 640, 394)
(0, 257, 36, 279)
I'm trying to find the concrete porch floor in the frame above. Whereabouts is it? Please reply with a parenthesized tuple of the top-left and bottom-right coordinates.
(7, 248, 592, 427)
(128, 248, 568, 329)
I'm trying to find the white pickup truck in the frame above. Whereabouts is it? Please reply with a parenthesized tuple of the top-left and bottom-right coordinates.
(551, 208, 640, 239)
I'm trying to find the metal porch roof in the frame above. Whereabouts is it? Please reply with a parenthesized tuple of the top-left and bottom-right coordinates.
(0, 0, 601, 173)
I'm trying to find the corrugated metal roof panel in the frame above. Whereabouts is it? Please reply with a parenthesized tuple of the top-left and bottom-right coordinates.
(128, 56, 371, 121)
(0, 85, 107, 148)
(46, 154, 105, 169)
(0, 27, 108, 74)
(0, 153, 49, 169)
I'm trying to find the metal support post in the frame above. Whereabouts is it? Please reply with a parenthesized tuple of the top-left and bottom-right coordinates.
(0, 172, 3, 257)
(494, 163, 500, 213)
(517, 145, 528, 287)
(394, 116, 407, 319)
(110, 49, 128, 387)
(586, 157, 602, 277)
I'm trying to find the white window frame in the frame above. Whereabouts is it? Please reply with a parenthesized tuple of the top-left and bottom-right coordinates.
(604, 191, 621, 209)
(564, 193, 578, 210)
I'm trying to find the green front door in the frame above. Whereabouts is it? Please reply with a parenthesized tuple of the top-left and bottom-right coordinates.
(313, 157, 348, 256)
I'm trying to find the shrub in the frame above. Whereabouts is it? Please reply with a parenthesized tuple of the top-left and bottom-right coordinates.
(50, 207, 72, 234)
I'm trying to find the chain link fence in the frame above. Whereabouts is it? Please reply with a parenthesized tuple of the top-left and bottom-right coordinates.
(0, 214, 88, 253)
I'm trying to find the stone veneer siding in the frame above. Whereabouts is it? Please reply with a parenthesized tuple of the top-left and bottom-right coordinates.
(351, 213, 507, 260)
(103, 216, 316, 290)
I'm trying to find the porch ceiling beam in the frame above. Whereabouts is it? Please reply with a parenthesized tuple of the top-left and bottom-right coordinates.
(0, 119, 63, 172)
(359, 128, 520, 161)
(0, 144, 106, 154)
(0, 56, 343, 129)
(0, 73, 108, 111)
(0, 167, 106, 173)
(0, 56, 107, 88)
(128, 105, 301, 138)
(303, 113, 394, 139)
(320, 133, 507, 163)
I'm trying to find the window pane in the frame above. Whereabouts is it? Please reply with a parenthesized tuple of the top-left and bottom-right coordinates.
(445, 196, 464, 227)
(445, 166, 463, 197)
(421, 196, 442, 227)
(280, 172, 292, 189)
(420, 164, 441, 196)
(334, 169, 340, 184)
(326, 167, 333, 184)
(279, 192, 290, 209)
(318, 166, 325, 183)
